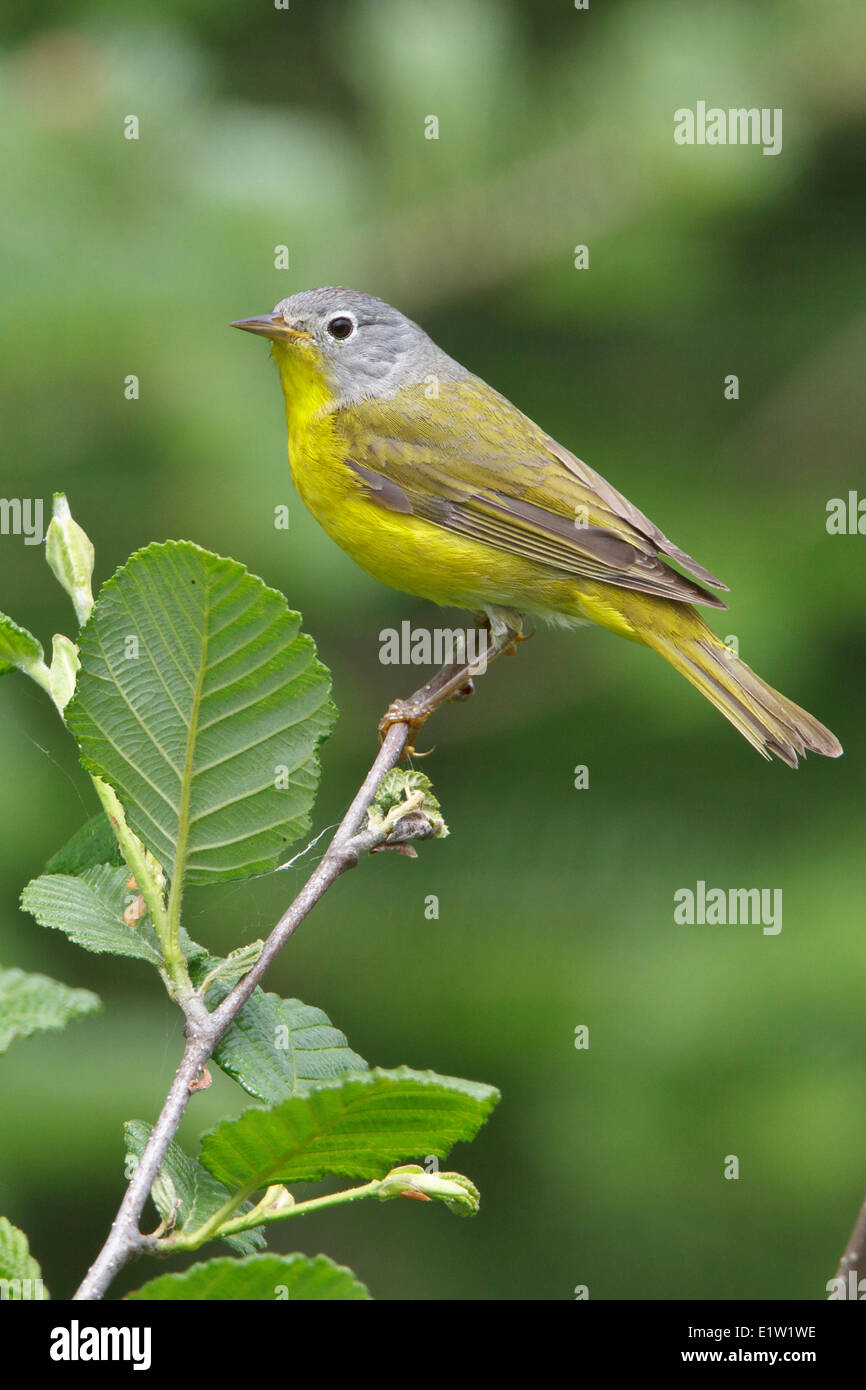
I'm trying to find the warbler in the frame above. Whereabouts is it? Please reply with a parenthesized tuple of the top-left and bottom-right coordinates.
(232, 287, 841, 767)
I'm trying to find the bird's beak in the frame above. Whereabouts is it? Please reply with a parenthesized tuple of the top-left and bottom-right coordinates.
(230, 314, 312, 343)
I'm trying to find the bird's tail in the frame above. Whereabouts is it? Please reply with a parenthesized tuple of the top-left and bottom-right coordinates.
(645, 615, 842, 768)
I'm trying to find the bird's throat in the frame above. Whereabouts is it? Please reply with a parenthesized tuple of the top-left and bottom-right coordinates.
(270, 339, 336, 437)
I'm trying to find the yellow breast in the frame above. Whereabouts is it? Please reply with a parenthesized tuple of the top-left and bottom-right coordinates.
(272, 339, 477, 606)
(270, 340, 614, 626)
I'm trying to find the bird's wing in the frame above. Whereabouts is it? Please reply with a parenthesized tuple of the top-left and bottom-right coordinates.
(336, 378, 729, 609)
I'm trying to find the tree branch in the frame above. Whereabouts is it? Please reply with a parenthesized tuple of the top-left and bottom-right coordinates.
(72, 631, 510, 1301)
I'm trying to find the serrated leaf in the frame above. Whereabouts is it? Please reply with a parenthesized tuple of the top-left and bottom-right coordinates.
(0, 1217, 49, 1298)
(0, 612, 44, 671)
(21, 866, 161, 965)
(45, 813, 124, 875)
(126, 1253, 370, 1301)
(123, 1122, 265, 1256)
(0, 967, 100, 1053)
(200, 1067, 500, 1190)
(65, 541, 335, 887)
(20, 865, 204, 967)
(209, 981, 368, 1103)
(368, 768, 448, 838)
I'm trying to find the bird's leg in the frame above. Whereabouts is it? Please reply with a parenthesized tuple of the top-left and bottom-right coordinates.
(482, 604, 535, 656)
(378, 609, 528, 757)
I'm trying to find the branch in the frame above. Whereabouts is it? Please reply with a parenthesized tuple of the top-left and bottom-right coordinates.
(835, 1192, 866, 1296)
(72, 632, 511, 1301)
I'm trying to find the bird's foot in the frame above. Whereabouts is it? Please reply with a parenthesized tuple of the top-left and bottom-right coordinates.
(477, 607, 534, 658)
(378, 698, 438, 759)
(380, 611, 529, 759)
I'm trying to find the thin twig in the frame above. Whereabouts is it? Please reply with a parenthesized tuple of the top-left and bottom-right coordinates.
(72, 629, 511, 1301)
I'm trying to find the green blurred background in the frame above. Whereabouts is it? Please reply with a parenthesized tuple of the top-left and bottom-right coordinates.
(1, 0, 864, 1300)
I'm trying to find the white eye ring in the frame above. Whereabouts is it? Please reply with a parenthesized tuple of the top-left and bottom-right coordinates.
(326, 312, 357, 341)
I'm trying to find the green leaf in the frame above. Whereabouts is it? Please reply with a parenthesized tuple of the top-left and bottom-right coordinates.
(123, 1122, 264, 1256)
(65, 541, 335, 887)
(196, 944, 264, 1001)
(376, 1164, 481, 1216)
(0, 967, 100, 1053)
(47, 633, 79, 712)
(208, 982, 368, 1103)
(0, 612, 45, 675)
(0, 1217, 50, 1299)
(200, 1067, 500, 1190)
(45, 813, 124, 874)
(367, 768, 449, 839)
(126, 1253, 370, 1301)
(20, 865, 204, 967)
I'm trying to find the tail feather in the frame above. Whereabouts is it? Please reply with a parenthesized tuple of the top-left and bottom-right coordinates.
(648, 625, 842, 768)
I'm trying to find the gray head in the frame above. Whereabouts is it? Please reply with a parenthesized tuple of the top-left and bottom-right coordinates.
(231, 287, 467, 404)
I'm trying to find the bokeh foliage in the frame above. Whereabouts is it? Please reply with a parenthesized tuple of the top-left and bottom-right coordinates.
(0, 0, 864, 1299)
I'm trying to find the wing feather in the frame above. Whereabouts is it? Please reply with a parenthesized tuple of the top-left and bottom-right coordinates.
(337, 380, 729, 610)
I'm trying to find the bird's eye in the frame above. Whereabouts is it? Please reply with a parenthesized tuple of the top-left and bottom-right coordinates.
(326, 315, 355, 341)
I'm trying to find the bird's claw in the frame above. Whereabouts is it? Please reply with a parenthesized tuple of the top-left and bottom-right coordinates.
(378, 700, 436, 759)
(379, 615, 528, 759)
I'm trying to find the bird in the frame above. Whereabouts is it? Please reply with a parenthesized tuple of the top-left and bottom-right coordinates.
(232, 287, 841, 768)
